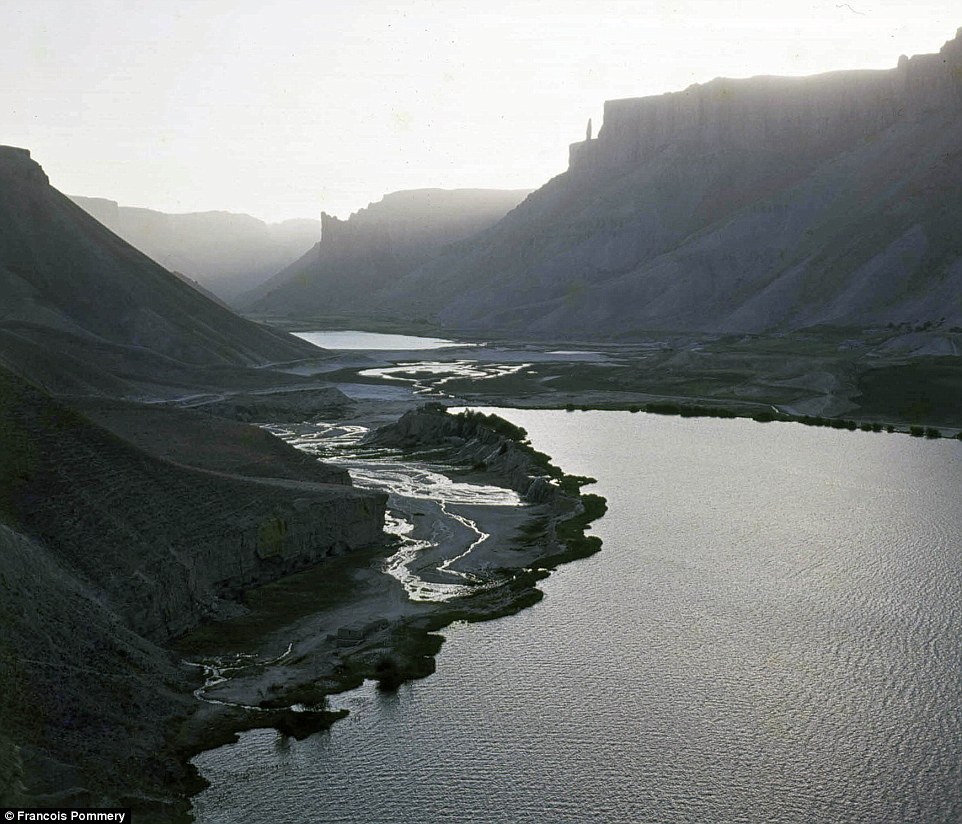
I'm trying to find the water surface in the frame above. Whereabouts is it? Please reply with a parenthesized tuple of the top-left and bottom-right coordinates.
(193, 411, 962, 823)
(294, 330, 471, 350)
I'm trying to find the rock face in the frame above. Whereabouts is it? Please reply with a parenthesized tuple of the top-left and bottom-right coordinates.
(69, 196, 320, 302)
(239, 187, 532, 317)
(0, 147, 319, 376)
(313, 31, 962, 338)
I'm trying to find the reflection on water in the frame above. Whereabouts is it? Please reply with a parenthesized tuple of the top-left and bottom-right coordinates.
(294, 330, 474, 350)
(194, 412, 962, 823)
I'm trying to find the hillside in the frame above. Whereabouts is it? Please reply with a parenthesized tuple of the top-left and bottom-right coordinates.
(0, 148, 388, 813)
(0, 363, 385, 811)
(240, 187, 531, 318)
(69, 196, 320, 301)
(0, 146, 321, 392)
(285, 30, 962, 339)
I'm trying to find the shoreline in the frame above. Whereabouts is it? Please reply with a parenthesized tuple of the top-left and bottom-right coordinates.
(169, 406, 607, 809)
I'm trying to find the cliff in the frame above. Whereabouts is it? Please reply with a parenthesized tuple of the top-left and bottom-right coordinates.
(322, 29, 962, 338)
(69, 196, 320, 301)
(240, 187, 531, 317)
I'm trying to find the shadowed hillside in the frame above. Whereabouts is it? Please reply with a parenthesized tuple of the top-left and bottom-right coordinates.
(0, 149, 387, 815)
(0, 147, 320, 380)
(0, 363, 385, 812)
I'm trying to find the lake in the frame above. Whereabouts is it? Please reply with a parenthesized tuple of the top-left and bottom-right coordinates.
(192, 410, 962, 823)
(294, 330, 472, 350)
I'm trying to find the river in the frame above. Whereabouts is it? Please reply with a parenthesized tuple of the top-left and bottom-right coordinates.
(191, 408, 962, 823)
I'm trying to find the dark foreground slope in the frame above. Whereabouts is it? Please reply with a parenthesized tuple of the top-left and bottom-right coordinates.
(332, 30, 962, 339)
(69, 196, 320, 302)
(0, 146, 322, 394)
(0, 365, 385, 813)
(240, 187, 531, 321)
(0, 147, 390, 814)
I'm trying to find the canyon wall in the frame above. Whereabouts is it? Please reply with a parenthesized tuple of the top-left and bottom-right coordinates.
(334, 29, 962, 339)
(241, 187, 531, 317)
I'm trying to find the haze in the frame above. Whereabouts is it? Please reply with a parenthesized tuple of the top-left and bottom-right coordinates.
(3, 0, 957, 222)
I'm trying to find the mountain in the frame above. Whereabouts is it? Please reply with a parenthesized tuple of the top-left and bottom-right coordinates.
(0, 147, 387, 812)
(239, 187, 532, 318)
(69, 196, 319, 301)
(286, 30, 962, 339)
(0, 146, 324, 392)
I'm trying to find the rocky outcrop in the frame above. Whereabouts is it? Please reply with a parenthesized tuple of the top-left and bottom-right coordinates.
(365, 404, 573, 505)
(69, 196, 320, 302)
(305, 30, 962, 339)
(240, 187, 531, 317)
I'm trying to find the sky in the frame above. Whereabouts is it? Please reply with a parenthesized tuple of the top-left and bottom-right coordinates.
(2, 1, 959, 223)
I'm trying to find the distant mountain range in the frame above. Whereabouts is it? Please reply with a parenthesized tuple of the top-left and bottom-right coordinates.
(248, 29, 962, 340)
(69, 195, 320, 301)
(238, 187, 532, 317)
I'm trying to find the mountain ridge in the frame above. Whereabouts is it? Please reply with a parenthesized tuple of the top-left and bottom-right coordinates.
(0, 146, 325, 394)
(255, 29, 962, 339)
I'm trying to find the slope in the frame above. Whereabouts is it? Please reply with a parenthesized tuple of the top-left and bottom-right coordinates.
(69, 196, 320, 301)
(241, 187, 531, 319)
(363, 29, 962, 339)
(0, 146, 320, 376)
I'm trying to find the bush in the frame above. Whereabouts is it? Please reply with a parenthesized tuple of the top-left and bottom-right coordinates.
(645, 403, 680, 416)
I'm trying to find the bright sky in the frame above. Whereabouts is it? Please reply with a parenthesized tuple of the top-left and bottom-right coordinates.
(2, 1, 958, 222)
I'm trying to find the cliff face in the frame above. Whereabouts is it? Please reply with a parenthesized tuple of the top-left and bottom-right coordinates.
(69, 196, 320, 302)
(240, 187, 531, 317)
(0, 147, 319, 373)
(350, 30, 962, 338)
